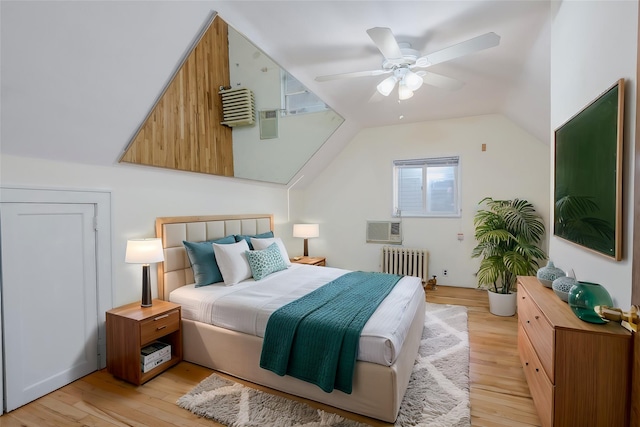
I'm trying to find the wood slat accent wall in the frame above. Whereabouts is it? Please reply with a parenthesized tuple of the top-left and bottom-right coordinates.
(120, 15, 233, 176)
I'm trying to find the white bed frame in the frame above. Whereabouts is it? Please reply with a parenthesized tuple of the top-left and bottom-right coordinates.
(155, 214, 425, 422)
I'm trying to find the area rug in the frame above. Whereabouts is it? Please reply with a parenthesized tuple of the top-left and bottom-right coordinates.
(177, 302, 469, 426)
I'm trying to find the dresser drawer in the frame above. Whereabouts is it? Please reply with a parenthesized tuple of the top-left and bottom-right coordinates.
(140, 309, 180, 344)
(518, 322, 554, 427)
(518, 285, 555, 381)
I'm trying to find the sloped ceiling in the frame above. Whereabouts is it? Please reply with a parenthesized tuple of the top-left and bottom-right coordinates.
(0, 1, 550, 188)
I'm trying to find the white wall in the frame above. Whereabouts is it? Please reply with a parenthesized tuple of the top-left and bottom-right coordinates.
(504, 11, 551, 144)
(0, 155, 290, 307)
(0, 1, 218, 165)
(293, 114, 550, 288)
(549, 1, 637, 308)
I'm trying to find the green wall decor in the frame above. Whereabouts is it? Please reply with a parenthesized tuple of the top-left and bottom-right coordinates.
(554, 79, 624, 260)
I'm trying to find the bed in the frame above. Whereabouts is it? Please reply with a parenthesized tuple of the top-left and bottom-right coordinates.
(155, 214, 425, 422)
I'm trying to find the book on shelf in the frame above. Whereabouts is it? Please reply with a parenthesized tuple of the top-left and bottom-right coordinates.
(141, 352, 171, 373)
(140, 341, 171, 365)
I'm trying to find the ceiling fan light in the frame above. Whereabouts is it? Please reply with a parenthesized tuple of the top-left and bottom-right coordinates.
(398, 82, 414, 100)
(404, 70, 424, 91)
(376, 75, 398, 96)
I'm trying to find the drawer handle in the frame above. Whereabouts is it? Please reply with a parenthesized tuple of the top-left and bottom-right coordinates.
(527, 320, 530, 324)
(525, 362, 529, 366)
(154, 314, 169, 321)
(535, 315, 539, 320)
(156, 325, 167, 331)
(535, 368, 539, 372)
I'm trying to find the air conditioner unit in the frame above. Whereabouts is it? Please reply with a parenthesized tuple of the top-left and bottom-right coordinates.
(219, 88, 255, 127)
(366, 221, 402, 244)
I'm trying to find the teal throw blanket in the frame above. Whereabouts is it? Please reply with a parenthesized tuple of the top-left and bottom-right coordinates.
(259, 271, 402, 393)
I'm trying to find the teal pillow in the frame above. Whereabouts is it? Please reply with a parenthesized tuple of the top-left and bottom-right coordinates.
(183, 235, 236, 287)
(234, 231, 274, 249)
(245, 242, 287, 280)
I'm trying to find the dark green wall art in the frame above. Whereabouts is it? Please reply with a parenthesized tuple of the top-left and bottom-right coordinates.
(554, 79, 624, 260)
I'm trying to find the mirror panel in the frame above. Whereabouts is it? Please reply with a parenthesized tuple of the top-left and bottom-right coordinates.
(120, 14, 343, 185)
(227, 24, 343, 184)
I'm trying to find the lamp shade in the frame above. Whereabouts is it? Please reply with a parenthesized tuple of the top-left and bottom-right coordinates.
(125, 238, 164, 264)
(293, 223, 319, 239)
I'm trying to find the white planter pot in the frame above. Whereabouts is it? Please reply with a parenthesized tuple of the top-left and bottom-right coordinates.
(487, 290, 517, 316)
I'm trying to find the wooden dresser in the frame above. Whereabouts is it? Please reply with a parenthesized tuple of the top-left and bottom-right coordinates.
(517, 276, 631, 427)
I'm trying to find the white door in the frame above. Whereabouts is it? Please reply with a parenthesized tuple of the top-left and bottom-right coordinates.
(1, 202, 99, 411)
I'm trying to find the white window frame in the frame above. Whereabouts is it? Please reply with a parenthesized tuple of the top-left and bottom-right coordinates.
(280, 71, 329, 116)
(393, 156, 461, 218)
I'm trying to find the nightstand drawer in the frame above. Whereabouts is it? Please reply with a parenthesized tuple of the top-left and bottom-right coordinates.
(140, 309, 180, 344)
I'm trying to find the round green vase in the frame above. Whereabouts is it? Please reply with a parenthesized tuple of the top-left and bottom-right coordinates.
(568, 281, 613, 324)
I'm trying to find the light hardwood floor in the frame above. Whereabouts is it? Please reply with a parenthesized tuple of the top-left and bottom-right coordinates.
(0, 286, 541, 427)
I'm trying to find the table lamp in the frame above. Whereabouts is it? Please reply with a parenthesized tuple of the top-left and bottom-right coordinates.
(292, 223, 319, 257)
(125, 238, 164, 307)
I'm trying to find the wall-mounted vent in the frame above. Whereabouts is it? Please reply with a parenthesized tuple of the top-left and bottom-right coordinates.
(366, 221, 402, 244)
(259, 110, 279, 139)
(220, 87, 255, 127)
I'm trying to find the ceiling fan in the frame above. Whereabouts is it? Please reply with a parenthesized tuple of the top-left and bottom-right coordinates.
(315, 27, 500, 100)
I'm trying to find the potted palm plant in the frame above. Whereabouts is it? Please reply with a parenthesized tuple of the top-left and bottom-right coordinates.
(472, 197, 547, 316)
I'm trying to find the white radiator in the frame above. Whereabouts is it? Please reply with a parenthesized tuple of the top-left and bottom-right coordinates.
(381, 246, 429, 284)
(219, 87, 255, 127)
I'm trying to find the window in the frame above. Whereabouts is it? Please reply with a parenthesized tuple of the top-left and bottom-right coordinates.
(281, 71, 329, 116)
(393, 156, 460, 217)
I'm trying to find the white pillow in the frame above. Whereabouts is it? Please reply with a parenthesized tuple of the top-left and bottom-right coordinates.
(251, 237, 292, 266)
(212, 240, 252, 285)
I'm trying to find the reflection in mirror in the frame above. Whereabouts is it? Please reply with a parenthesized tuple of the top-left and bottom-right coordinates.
(226, 22, 344, 184)
(120, 14, 343, 184)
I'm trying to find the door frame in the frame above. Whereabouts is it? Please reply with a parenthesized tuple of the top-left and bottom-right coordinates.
(632, 13, 640, 424)
(0, 186, 113, 368)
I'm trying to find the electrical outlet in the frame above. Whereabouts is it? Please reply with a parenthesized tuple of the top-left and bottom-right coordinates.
(443, 269, 448, 276)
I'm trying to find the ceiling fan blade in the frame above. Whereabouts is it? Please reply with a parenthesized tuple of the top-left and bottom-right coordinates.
(315, 69, 390, 82)
(416, 32, 500, 67)
(418, 71, 465, 91)
(366, 27, 404, 61)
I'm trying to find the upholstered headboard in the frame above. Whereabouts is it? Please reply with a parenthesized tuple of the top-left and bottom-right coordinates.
(155, 214, 274, 300)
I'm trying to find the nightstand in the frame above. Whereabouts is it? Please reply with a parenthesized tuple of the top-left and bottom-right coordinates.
(290, 256, 326, 266)
(106, 299, 182, 385)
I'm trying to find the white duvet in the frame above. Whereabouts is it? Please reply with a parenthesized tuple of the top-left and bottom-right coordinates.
(169, 263, 424, 366)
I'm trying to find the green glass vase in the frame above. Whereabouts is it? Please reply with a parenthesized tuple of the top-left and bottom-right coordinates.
(568, 281, 613, 324)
